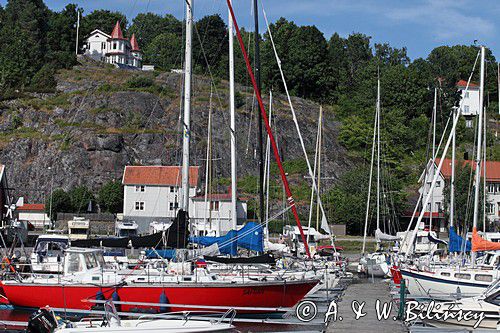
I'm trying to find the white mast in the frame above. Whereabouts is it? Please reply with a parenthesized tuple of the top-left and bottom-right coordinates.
(316, 106, 323, 231)
(450, 107, 456, 228)
(430, 88, 437, 232)
(180, 0, 193, 212)
(376, 75, 381, 234)
(483, 106, 487, 233)
(75, 9, 80, 56)
(264, 90, 273, 241)
(362, 101, 378, 254)
(471, 45, 486, 264)
(307, 111, 321, 244)
(228, 1, 237, 230)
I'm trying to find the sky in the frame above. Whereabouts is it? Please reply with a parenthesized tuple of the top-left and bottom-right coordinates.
(3, 0, 499, 60)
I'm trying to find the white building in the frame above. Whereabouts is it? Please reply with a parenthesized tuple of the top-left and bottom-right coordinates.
(420, 158, 500, 230)
(457, 79, 480, 128)
(17, 203, 49, 229)
(83, 21, 142, 68)
(122, 165, 199, 232)
(190, 189, 248, 237)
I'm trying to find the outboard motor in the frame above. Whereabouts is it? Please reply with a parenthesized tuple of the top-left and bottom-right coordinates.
(26, 308, 57, 333)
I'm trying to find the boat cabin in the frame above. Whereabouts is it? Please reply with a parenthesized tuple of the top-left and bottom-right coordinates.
(63, 248, 106, 275)
(30, 234, 70, 273)
(68, 217, 90, 241)
(115, 221, 138, 237)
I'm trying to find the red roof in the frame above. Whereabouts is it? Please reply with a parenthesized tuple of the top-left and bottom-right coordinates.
(414, 212, 444, 218)
(122, 166, 199, 187)
(130, 33, 140, 52)
(435, 158, 500, 182)
(18, 204, 45, 212)
(456, 80, 479, 88)
(110, 21, 125, 39)
(192, 193, 232, 201)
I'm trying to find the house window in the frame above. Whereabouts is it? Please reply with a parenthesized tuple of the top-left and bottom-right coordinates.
(464, 92, 469, 99)
(487, 203, 495, 214)
(427, 203, 432, 211)
(169, 202, 179, 211)
(113, 42, 117, 50)
(210, 201, 220, 211)
(135, 185, 145, 192)
(436, 202, 441, 212)
(463, 105, 470, 113)
(102, 42, 106, 49)
(134, 201, 145, 211)
(436, 181, 441, 188)
(488, 183, 495, 193)
(170, 186, 176, 193)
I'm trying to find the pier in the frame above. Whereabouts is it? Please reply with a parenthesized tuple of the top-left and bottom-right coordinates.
(327, 277, 407, 333)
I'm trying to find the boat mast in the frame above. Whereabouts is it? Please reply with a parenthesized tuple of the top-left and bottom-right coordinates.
(75, 9, 80, 56)
(376, 75, 381, 235)
(316, 106, 323, 232)
(180, 0, 193, 213)
(471, 45, 486, 264)
(253, 0, 265, 225)
(264, 90, 273, 241)
(450, 107, 456, 228)
(362, 99, 378, 254)
(430, 88, 437, 233)
(483, 105, 487, 233)
(229, 0, 237, 230)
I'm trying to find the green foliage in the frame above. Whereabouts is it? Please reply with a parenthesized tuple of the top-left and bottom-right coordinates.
(68, 185, 95, 213)
(126, 76, 154, 88)
(144, 32, 182, 71)
(30, 64, 57, 92)
(97, 180, 123, 213)
(45, 188, 71, 220)
(79, 9, 127, 41)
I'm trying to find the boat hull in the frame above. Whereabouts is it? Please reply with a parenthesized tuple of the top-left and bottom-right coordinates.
(400, 268, 490, 300)
(1, 280, 317, 313)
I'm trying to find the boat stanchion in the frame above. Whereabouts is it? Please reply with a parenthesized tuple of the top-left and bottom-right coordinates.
(397, 279, 406, 320)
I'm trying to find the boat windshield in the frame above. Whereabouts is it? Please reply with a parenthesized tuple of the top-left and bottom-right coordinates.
(35, 239, 69, 253)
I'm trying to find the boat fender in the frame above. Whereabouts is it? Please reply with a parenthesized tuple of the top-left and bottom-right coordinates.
(96, 290, 105, 301)
(159, 291, 170, 313)
(112, 290, 121, 311)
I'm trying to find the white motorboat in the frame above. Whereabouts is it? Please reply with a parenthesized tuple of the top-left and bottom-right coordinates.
(359, 252, 392, 278)
(30, 234, 70, 273)
(421, 278, 500, 329)
(27, 301, 235, 333)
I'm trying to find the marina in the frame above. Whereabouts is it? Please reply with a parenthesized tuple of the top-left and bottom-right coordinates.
(0, 0, 498, 332)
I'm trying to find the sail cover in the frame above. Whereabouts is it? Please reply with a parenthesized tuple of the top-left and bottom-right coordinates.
(375, 228, 399, 242)
(472, 227, 500, 252)
(427, 232, 448, 245)
(190, 222, 264, 255)
(448, 226, 471, 252)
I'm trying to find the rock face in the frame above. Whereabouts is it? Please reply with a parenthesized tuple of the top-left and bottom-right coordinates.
(0, 61, 354, 204)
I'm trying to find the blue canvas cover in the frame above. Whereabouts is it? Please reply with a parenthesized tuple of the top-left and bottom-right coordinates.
(190, 222, 264, 255)
(236, 222, 264, 252)
(448, 226, 471, 252)
(190, 230, 238, 255)
(145, 249, 176, 259)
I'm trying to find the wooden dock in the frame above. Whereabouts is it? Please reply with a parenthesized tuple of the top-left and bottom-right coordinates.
(326, 278, 407, 333)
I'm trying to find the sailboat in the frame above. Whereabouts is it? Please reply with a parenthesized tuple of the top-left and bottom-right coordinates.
(400, 46, 500, 300)
(359, 75, 397, 278)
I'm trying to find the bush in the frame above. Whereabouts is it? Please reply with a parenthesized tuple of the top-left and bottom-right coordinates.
(30, 64, 57, 93)
(45, 188, 72, 220)
(98, 180, 123, 213)
(126, 76, 154, 88)
(68, 185, 95, 213)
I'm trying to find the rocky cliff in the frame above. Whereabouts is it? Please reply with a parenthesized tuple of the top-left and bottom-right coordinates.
(0, 58, 354, 205)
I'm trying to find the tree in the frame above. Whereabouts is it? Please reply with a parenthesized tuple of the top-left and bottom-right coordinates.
(68, 185, 95, 213)
(98, 180, 123, 213)
(80, 9, 127, 40)
(45, 4, 78, 68)
(128, 13, 182, 62)
(144, 32, 182, 70)
(193, 14, 228, 77)
(45, 188, 71, 220)
(0, 0, 49, 90)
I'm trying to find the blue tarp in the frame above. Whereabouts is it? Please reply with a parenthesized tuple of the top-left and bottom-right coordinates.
(448, 226, 471, 252)
(145, 249, 176, 259)
(190, 222, 264, 255)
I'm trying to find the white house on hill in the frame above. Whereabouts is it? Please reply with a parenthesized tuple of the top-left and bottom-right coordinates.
(122, 165, 199, 232)
(83, 21, 142, 68)
(457, 79, 480, 128)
